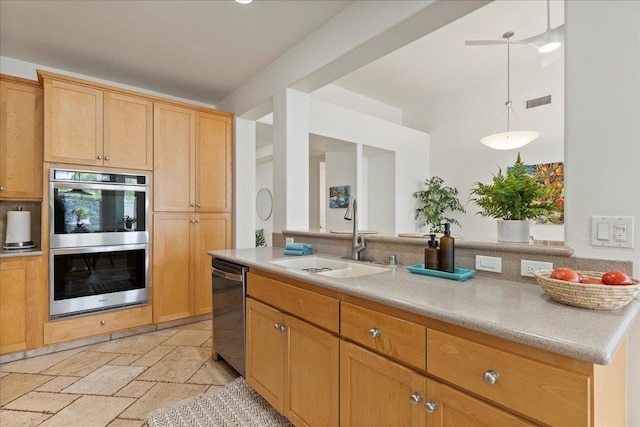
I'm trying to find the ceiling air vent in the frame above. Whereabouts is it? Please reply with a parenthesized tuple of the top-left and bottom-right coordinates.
(526, 95, 551, 109)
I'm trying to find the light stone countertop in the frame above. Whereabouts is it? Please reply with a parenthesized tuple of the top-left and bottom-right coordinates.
(209, 246, 639, 365)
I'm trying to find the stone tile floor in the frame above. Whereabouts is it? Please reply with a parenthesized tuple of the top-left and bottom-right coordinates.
(0, 320, 239, 426)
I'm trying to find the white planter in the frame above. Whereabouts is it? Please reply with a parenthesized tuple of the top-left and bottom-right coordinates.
(497, 220, 531, 243)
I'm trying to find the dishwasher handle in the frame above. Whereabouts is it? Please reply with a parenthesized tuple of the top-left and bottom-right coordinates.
(211, 266, 244, 282)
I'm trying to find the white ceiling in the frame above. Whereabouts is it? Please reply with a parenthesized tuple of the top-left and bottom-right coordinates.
(0, 0, 353, 105)
(0, 0, 564, 111)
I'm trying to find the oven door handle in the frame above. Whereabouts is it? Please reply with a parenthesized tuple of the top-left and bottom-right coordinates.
(211, 267, 243, 282)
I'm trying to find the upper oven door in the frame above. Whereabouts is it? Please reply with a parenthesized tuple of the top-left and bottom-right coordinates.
(50, 181, 148, 248)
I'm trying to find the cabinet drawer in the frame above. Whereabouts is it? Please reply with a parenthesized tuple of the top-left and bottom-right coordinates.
(341, 302, 425, 370)
(427, 329, 589, 426)
(247, 272, 339, 333)
(44, 305, 152, 345)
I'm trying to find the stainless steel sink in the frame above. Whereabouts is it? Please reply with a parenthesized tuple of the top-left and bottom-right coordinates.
(270, 255, 389, 278)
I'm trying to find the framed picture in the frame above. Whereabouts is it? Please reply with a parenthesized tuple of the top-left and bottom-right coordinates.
(527, 162, 564, 224)
(329, 185, 350, 208)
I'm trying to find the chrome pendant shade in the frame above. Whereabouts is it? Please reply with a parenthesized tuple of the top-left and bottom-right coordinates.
(480, 31, 539, 150)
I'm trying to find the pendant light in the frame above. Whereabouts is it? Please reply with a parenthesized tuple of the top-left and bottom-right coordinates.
(480, 31, 539, 150)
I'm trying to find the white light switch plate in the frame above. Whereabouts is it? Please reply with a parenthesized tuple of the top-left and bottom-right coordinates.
(590, 216, 634, 248)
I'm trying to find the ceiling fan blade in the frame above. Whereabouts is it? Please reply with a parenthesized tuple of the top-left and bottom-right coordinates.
(521, 24, 565, 51)
(540, 47, 562, 68)
(465, 40, 528, 46)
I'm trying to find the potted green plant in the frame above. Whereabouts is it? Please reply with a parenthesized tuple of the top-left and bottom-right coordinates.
(413, 176, 465, 233)
(469, 153, 560, 242)
(123, 215, 137, 230)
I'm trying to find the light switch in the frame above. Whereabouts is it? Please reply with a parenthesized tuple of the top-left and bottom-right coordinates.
(591, 216, 634, 248)
(597, 222, 609, 240)
(614, 223, 627, 241)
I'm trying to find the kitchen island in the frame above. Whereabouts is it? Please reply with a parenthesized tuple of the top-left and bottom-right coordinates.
(209, 246, 638, 426)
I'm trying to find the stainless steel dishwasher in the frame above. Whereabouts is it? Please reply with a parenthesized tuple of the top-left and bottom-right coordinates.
(211, 257, 248, 376)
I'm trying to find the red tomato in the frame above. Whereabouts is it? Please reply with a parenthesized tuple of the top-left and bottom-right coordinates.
(579, 277, 603, 285)
(601, 270, 633, 286)
(550, 268, 581, 283)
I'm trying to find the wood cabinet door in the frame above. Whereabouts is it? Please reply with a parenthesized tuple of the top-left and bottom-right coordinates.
(340, 340, 427, 427)
(425, 380, 534, 427)
(285, 315, 339, 427)
(195, 111, 232, 212)
(0, 79, 43, 199)
(246, 298, 285, 412)
(152, 213, 193, 323)
(193, 213, 232, 315)
(0, 259, 29, 354)
(153, 102, 195, 212)
(104, 92, 153, 170)
(44, 79, 103, 166)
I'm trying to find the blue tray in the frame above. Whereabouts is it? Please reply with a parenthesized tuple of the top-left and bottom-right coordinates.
(406, 264, 475, 281)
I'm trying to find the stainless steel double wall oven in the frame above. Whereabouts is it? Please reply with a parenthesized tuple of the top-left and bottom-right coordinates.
(49, 169, 149, 318)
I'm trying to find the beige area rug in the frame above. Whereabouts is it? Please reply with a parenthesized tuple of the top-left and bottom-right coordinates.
(146, 377, 294, 427)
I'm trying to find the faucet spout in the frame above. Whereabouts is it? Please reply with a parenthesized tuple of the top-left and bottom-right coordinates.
(349, 198, 366, 260)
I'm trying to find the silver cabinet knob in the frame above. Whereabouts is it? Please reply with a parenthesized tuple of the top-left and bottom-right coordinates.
(105, 156, 110, 161)
(279, 324, 288, 332)
(190, 202, 196, 207)
(196, 203, 201, 208)
(190, 219, 196, 223)
(369, 328, 381, 338)
(424, 400, 439, 414)
(274, 323, 281, 331)
(409, 392, 423, 405)
(483, 369, 500, 385)
(97, 155, 103, 160)
(195, 219, 200, 223)
(0, 185, 5, 191)
(100, 319, 106, 325)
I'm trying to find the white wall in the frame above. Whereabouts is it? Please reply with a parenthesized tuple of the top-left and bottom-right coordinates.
(564, 3, 640, 424)
(402, 42, 564, 240)
(310, 98, 430, 233)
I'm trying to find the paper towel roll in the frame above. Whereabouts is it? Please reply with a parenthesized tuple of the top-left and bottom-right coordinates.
(6, 210, 31, 244)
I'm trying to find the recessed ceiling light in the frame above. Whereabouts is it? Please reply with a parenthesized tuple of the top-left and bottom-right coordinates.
(235, 0, 253, 4)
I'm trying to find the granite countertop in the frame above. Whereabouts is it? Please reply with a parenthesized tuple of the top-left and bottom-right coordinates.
(209, 247, 639, 365)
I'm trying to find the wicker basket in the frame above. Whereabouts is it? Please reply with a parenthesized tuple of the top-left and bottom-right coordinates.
(534, 270, 640, 310)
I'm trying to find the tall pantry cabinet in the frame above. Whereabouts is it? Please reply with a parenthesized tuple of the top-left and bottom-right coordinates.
(152, 102, 233, 323)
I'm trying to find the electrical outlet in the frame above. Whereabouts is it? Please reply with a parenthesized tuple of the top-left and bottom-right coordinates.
(521, 260, 553, 277)
(285, 237, 294, 245)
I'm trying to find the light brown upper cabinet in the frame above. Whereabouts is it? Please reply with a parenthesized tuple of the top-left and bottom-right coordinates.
(154, 102, 232, 212)
(40, 71, 153, 170)
(0, 75, 43, 200)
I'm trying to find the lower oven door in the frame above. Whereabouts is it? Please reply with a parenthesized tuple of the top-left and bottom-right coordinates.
(50, 244, 148, 319)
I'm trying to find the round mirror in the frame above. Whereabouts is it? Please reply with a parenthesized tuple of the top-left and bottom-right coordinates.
(256, 188, 273, 220)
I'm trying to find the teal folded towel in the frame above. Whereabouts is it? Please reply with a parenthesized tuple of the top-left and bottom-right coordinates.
(284, 243, 313, 256)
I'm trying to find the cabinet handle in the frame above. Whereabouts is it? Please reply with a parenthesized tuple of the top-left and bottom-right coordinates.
(105, 156, 110, 161)
(483, 369, 500, 385)
(190, 219, 196, 223)
(409, 392, 423, 405)
(424, 400, 439, 414)
(195, 219, 200, 223)
(369, 328, 381, 338)
(97, 155, 103, 160)
(191, 202, 196, 207)
(0, 186, 5, 191)
(274, 323, 282, 331)
(100, 319, 106, 325)
(196, 203, 201, 207)
(279, 325, 288, 332)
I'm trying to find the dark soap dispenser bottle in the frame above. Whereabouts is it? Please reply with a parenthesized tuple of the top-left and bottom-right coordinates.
(424, 234, 440, 270)
(439, 223, 455, 273)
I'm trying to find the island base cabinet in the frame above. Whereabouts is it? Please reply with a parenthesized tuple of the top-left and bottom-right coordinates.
(246, 298, 339, 427)
(340, 340, 427, 427)
(425, 380, 535, 427)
